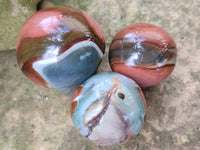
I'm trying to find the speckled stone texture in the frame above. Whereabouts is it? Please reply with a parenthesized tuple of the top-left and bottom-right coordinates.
(0, 0, 41, 51)
(0, 0, 200, 149)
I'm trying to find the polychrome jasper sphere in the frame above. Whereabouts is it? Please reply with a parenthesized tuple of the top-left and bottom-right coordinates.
(71, 72, 147, 146)
(16, 6, 105, 91)
(109, 23, 177, 88)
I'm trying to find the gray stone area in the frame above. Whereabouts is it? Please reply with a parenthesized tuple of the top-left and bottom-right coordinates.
(0, 0, 41, 51)
(0, 0, 200, 149)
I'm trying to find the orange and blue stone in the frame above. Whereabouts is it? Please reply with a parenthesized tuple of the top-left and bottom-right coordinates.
(109, 23, 177, 88)
(71, 72, 147, 146)
(16, 6, 105, 92)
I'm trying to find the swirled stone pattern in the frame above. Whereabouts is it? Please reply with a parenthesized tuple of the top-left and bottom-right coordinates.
(109, 23, 177, 88)
(16, 6, 105, 91)
(71, 72, 147, 146)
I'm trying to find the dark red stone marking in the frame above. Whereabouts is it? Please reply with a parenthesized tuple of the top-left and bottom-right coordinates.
(80, 9, 105, 44)
(59, 37, 104, 56)
(111, 63, 175, 88)
(84, 94, 112, 138)
(70, 101, 78, 117)
(17, 36, 103, 87)
(80, 77, 122, 138)
(71, 86, 84, 117)
(71, 86, 84, 101)
(22, 58, 49, 87)
(17, 36, 102, 70)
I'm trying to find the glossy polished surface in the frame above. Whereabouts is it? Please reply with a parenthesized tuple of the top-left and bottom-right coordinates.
(109, 23, 177, 88)
(16, 6, 105, 91)
(71, 72, 147, 146)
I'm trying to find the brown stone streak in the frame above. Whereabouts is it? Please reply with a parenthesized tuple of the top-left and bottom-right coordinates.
(57, 6, 105, 53)
(22, 59, 50, 87)
(80, 9, 105, 52)
(110, 57, 175, 69)
(111, 63, 175, 88)
(71, 86, 83, 101)
(16, 9, 63, 51)
(112, 98, 135, 144)
(81, 77, 122, 138)
(109, 41, 177, 67)
(17, 6, 105, 68)
(110, 39, 176, 53)
(17, 37, 102, 69)
(70, 101, 78, 117)
(110, 84, 137, 144)
(84, 95, 111, 138)
(112, 23, 176, 49)
(111, 62, 175, 72)
(70, 86, 83, 117)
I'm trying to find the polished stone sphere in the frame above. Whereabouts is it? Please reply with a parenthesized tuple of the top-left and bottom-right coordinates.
(71, 72, 147, 146)
(16, 6, 105, 92)
(109, 23, 177, 88)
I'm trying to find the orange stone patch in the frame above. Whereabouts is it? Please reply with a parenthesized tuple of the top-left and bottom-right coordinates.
(70, 100, 78, 117)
